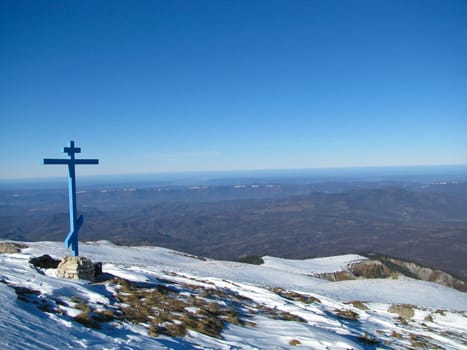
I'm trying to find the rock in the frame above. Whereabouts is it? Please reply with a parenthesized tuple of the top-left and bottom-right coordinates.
(314, 260, 392, 281)
(334, 270, 355, 281)
(29, 255, 61, 269)
(56, 256, 97, 281)
(350, 260, 392, 279)
(388, 304, 415, 319)
(369, 255, 467, 292)
(315, 271, 355, 281)
(94, 261, 103, 276)
(0, 242, 28, 254)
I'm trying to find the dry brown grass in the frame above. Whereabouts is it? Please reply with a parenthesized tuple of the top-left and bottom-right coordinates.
(335, 309, 359, 321)
(289, 339, 301, 346)
(344, 301, 369, 310)
(256, 304, 306, 323)
(25, 274, 308, 339)
(270, 288, 321, 304)
(108, 277, 253, 338)
(435, 309, 446, 316)
(409, 333, 440, 349)
(93, 309, 117, 322)
(390, 330, 402, 339)
(107, 276, 311, 338)
(74, 311, 101, 329)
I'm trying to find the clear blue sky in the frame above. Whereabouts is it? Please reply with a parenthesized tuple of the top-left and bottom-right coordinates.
(1, 0, 466, 179)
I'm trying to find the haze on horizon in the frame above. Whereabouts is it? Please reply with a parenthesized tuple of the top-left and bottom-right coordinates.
(1, 0, 466, 180)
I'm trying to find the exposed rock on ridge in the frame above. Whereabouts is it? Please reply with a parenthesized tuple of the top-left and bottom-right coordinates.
(0, 242, 28, 254)
(315, 254, 466, 292)
(374, 255, 467, 292)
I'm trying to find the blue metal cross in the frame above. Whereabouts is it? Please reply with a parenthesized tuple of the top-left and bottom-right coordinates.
(43, 141, 99, 256)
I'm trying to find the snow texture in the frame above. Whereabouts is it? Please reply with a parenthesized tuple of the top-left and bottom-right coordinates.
(0, 240, 466, 349)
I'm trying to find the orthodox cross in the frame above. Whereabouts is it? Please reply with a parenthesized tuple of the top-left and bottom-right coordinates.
(43, 141, 99, 256)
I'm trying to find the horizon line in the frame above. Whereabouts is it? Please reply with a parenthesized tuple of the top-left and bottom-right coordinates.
(1, 163, 467, 183)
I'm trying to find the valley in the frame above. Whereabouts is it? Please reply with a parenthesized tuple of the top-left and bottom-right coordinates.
(1, 178, 466, 279)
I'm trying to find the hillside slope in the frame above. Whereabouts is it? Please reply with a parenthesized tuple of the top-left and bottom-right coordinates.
(0, 241, 466, 349)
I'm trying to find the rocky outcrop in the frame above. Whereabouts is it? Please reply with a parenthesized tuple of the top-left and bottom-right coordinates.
(56, 256, 99, 281)
(314, 271, 356, 282)
(315, 254, 467, 292)
(350, 260, 393, 279)
(388, 304, 415, 319)
(29, 255, 61, 269)
(0, 242, 28, 254)
(377, 256, 467, 292)
(315, 260, 393, 281)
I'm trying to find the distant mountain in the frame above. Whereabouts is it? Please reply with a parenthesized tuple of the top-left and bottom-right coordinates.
(0, 241, 466, 349)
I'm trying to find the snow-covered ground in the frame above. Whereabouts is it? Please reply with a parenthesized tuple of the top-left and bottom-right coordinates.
(1, 240, 466, 349)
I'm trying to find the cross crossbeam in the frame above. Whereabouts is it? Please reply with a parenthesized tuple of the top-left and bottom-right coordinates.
(43, 141, 99, 256)
(43, 159, 99, 165)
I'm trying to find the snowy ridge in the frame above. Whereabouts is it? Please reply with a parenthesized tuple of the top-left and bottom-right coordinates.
(0, 241, 466, 349)
(262, 254, 367, 275)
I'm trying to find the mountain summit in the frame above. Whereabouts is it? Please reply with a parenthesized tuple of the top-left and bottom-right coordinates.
(1, 241, 466, 349)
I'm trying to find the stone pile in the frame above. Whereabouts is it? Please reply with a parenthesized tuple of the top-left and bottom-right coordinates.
(56, 256, 98, 281)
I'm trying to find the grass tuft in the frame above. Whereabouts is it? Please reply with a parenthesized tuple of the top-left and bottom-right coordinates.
(344, 301, 368, 310)
(289, 339, 301, 346)
(271, 288, 320, 304)
(335, 309, 359, 321)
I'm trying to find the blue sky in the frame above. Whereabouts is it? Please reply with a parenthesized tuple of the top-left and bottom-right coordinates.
(1, 0, 466, 179)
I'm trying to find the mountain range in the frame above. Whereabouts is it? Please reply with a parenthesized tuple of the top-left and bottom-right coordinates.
(1, 180, 466, 279)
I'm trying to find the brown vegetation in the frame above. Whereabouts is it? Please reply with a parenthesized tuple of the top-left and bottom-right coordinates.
(270, 288, 321, 304)
(335, 309, 359, 321)
(344, 301, 368, 310)
(105, 277, 252, 338)
(289, 339, 301, 346)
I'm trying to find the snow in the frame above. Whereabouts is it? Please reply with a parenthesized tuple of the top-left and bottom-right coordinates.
(313, 276, 467, 310)
(223, 317, 364, 350)
(0, 240, 466, 349)
(262, 254, 366, 274)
